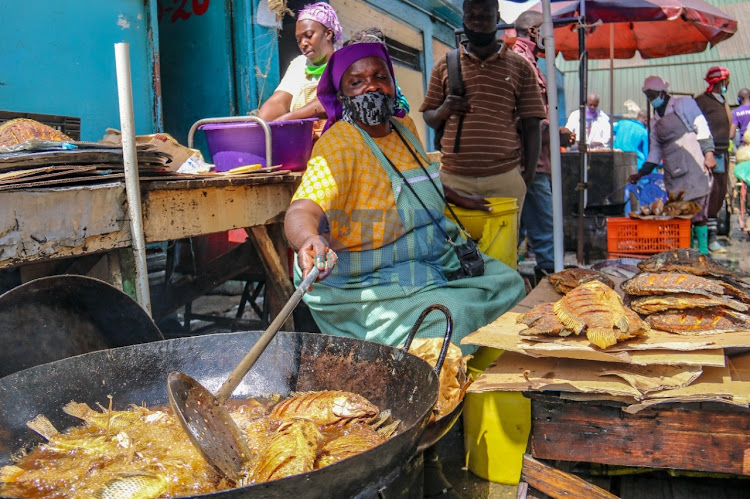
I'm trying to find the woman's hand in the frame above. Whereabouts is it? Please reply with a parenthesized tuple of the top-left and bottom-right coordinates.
(297, 235, 337, 282)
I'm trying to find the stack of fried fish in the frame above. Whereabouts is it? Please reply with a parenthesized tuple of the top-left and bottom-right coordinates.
(517, 280, 650, 349)
(621, 249, 750, 334)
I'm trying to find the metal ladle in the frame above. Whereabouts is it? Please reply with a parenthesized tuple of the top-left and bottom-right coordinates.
(167, 266, 319, 483)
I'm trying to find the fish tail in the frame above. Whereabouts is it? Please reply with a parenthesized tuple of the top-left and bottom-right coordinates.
(26, 414, 59, 440)
(0, 465, 24, 483)
(586, 327, 618, 349)
(377, 420, 401, 439)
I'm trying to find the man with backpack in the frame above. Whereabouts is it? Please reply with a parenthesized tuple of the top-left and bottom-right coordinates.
(420, 0, 545, 217)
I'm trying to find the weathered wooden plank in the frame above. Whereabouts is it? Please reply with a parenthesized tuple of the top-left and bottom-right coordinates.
(529, 394, 750, 476)
(247, 225, 295, 331)
(521, 455, 619, 499)
(141, 182, 296, 242)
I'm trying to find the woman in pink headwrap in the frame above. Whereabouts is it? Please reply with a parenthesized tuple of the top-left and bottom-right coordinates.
(258, 2, 343, 123)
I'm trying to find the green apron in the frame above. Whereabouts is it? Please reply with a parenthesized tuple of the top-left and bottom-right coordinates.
(294, 119, 525, 353)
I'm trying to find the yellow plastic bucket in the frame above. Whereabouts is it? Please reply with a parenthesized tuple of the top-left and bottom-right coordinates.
(464, 349, 531, 485)
(445, 198, 519, 269)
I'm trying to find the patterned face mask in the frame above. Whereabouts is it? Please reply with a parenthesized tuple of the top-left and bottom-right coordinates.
(340, 91, 396, 126)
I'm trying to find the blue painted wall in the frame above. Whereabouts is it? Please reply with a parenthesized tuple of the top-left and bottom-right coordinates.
(0, 0, 160, 141)
(158, 0, 279, 150)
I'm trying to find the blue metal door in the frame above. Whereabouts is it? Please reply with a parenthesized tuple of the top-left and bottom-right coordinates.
(0, 0, 160, 141)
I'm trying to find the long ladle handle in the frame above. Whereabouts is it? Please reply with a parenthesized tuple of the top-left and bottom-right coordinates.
(215, 266, 320, 403)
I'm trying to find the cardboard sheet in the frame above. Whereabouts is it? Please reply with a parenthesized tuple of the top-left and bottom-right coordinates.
(468, 352, 702, 400)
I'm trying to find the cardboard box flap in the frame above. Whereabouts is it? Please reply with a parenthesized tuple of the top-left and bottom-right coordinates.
(467, 352, 702, 400)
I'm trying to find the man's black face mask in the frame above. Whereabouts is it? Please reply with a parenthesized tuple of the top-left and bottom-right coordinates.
(462, 24, 497, 47)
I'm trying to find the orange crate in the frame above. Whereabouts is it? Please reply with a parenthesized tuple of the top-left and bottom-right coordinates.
(606, 217, 691, 255)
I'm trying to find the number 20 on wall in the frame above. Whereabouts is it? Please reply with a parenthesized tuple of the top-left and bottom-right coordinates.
(158, 0, 210, 24)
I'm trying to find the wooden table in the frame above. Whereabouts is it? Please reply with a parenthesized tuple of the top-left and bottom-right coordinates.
(0, 172, 301, 323)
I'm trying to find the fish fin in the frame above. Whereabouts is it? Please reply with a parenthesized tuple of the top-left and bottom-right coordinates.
(586, 328, 618, 349)
(26, 414, 59, 441)
(371, 410, 391, 430)
(376, 420, 401, 439)
(62, 401, 96, 422)
(552, 301, 585, 334)
(0, 465, 25, 483)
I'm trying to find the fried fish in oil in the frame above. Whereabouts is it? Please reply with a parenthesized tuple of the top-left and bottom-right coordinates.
(315, 424, 392, 469)
(247, 419, 322, 484)
(621, 272, 725, 297)
(553, 281, 629, 349)
(629, 293, 748, 315)
(98, 472, 168, 499)
(646, 307, 750, 334)
(546, 268, 614, 295)
(270, 391, 379, 427)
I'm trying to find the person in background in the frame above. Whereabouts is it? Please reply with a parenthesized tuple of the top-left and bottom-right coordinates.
(257, 2, 342, 126)
(629, 76, 714, 255)
(512, 10, 574, 282)
(344, 27, 410, 114)
(566, 93, 611, 149)
(695, 66, 731, 253)
(613, 107, 649, 171)
(284, 43, 525, 498)
(731, 88, 750, 146)
(420, 0, 545, 219)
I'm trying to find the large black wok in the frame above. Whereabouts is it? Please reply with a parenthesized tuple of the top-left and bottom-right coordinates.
(0, 330, 439, 498)
(0, 275, 163, 377)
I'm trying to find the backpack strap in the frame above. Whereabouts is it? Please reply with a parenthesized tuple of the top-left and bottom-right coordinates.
(446, 48, 465, 153)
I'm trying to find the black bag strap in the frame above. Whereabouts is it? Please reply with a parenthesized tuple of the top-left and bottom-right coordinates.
(391, 125, 473, 240)
(446, 48, 465, 154)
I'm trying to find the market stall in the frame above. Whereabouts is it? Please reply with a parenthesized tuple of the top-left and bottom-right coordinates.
(462, 252, 750, 496)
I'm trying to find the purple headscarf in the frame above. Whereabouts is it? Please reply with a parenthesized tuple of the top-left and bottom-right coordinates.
(317, 43, 406, 132)
(298, 2, 343, 50)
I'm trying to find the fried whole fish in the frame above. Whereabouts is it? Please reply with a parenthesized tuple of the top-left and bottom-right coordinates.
(247, 419, 322, 484)
(629, 293, 749, 315)
(517, 303, 571, 337)
(98, 472, 168, 499)
(638, 249, 743, 281)
(646, 307, 750, 334)
(553, 281, 629, 349)
(620, 307, 650, 339)
(547, 268, 615, 295)
(315, 424, 390, 469)
(621, 272, 725, 297)
(270, 391, 379, 427)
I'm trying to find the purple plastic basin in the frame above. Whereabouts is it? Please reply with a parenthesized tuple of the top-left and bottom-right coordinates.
(200, 118, 317, 172)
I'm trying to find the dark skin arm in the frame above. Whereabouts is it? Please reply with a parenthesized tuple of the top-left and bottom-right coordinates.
(444, 185, 491, 212)
(277, 97, 327, 121)
(284, 199, 336, 281)
(258, 90, 293, 122)
(628, 161, 657, 183)
(423, 95, 472, 130)
(521, 117, 542, 186)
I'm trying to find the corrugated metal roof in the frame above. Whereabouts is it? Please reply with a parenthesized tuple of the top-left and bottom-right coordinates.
(556, 0, 750, 118)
